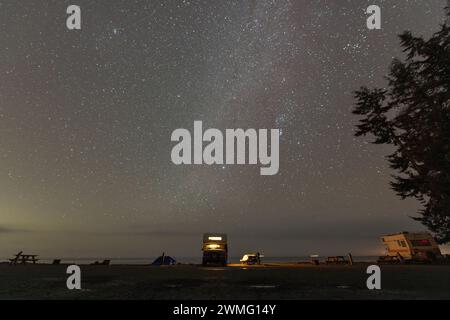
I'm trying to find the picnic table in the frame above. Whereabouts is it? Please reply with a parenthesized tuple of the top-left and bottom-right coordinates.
(9, 251, 39, 265)
(325, 256, 348, 265)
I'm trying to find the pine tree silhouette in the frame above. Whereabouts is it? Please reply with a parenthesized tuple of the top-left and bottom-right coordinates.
(353, 8, 450, 243)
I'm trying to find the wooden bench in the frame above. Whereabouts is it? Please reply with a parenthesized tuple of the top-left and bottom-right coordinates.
(91, 259, 110, 266)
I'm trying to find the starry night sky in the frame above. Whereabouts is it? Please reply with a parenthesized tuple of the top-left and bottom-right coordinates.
(0, 0, 448, 259)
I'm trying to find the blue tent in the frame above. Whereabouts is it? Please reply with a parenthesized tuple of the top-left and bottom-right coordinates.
(151, 253, 176, 265)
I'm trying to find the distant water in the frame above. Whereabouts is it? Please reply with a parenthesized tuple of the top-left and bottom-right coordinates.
(1, 256, 379, 265)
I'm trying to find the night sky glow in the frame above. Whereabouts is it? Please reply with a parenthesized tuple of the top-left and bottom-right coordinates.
(0, 0, 448, 259)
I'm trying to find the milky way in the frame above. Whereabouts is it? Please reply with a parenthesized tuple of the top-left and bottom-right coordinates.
(0, 0, 448, 258)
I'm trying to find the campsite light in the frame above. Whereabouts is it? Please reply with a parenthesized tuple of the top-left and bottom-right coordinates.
(208, 236, 222, 241)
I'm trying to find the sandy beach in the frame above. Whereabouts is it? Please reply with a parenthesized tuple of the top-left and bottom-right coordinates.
(1, 263, 449, 300)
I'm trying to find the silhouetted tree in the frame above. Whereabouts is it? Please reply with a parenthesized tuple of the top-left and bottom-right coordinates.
(353, 8, 450, 243)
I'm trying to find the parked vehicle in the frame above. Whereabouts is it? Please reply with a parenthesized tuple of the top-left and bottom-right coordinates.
(240, 253, 263, 265)
(378, 232, 443, 263)
(202, 233, 228, 266)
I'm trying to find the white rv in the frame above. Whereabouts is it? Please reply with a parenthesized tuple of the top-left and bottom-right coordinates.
(380, 232, 442, 262)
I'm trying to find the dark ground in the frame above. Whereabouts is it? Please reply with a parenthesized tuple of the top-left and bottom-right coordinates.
(0, 264, 449, 299)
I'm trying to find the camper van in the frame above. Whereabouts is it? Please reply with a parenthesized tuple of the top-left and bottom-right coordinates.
(380, 232, 442, 262)
(202, 233, 228, 266)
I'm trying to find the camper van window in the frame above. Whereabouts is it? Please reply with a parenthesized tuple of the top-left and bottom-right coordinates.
(411, 239, 431, 247)
(397, 240, 407, 247)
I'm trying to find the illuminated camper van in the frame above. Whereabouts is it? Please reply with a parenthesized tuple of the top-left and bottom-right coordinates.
(380, 232, 442, 262)
(202, 233, 228, 266)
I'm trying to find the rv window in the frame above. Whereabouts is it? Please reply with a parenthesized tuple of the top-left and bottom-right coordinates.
(397, 240, 407, 247)
(410, 239, 431, 247)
